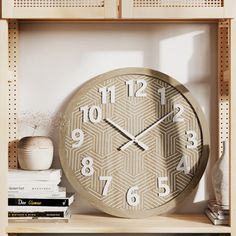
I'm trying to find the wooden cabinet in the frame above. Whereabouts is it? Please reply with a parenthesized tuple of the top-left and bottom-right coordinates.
(1, 0, 235, 20)
(121, 0, 234, 19)
(1, 0, 118, 19)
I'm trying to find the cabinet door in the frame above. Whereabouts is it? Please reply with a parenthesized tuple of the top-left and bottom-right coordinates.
(2, 0, 118, 19)
(121, 0, 234, 19)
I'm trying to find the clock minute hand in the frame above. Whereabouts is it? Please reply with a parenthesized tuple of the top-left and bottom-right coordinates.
(120, 110, 175, 151)
(105, 118, 148, 151)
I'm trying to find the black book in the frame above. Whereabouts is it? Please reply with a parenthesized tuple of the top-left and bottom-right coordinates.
(8, 193, 74, 207)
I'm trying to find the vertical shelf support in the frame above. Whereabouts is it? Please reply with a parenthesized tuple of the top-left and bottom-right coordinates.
(218, 19, 234, 233)
(218, 19, 230, 153)
(8, 20, 18, 169)
(230, 18, 236, 236)
(0, 20, 9, 236)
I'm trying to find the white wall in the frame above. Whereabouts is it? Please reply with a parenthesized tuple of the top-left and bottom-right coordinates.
(19, 22, 217, 236)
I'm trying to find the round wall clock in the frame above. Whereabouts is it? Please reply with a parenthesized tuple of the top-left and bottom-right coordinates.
(59, 68, 210, 218)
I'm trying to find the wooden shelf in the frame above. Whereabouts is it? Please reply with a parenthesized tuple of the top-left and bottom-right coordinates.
(1, 0, 234, 20)
(6, 213, 231, 234)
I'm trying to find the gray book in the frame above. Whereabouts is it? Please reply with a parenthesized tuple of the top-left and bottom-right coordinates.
(208, 200, 229, 212)
(208, 200, 230, 219)
(205, 208, 229, 226)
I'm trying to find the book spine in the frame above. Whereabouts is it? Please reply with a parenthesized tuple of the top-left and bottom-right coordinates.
(9, 218, 69, 223)
(208, 202, 229, 211)
(8, 192, 66, 199)
(8, 206, 68, 212)
(8, 169, 62, 181)
(8, 185, 59, 192)
(205, 209, 229, 225)
(8, 198, 69, 207)
(208, 205, 230, 215)
(8, 187, 66, 198)
(10, 180, 61, 185)
(210, 210, 229, 220)
(8, 211, 67, 218)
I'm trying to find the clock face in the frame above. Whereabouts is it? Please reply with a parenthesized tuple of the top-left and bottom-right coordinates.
(59, 68, 209, 218)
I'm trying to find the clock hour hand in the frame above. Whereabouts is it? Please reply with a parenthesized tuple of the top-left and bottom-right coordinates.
(120, 110, 175, 151)
(105, 118, 148, 151)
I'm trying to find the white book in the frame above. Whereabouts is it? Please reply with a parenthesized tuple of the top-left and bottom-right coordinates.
(8, 187, 66, 199)
(8, 169, 62, 181)
(8, 179, 61, 187)
(8, 183, 60, 192)
(9, 218, 69, 223)
(8, 206, 68, 212)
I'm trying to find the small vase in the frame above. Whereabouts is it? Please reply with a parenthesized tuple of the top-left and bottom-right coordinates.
(212, 140, 229, 206)
(18, 136, 54, 170)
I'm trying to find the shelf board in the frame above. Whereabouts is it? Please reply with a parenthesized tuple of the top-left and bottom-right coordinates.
(7, 213, 231, 234)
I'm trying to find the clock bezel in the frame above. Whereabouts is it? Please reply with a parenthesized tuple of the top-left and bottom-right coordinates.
(59, 67, 210, 218)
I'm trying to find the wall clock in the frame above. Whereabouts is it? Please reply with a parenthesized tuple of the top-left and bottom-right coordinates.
(59, 67, 210, 218)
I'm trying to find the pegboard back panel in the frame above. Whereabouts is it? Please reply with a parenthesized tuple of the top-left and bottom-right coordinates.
(2, 0, 118, 19)
(122, 0, 233, 19)
(133, 0, 223, 8)
(218, 19, 230, 155)
(8, 20, 18, 169)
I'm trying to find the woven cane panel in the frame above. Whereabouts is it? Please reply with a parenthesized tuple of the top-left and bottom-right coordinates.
(60, 68, 209, 218)
(8, 20, 18, 169)
(218, 20, 230, 154)
(133, 0, 223, 7)
(14, 0, 104, 8)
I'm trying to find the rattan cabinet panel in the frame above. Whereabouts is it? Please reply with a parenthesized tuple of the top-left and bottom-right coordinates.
(1, 0, 118, 19)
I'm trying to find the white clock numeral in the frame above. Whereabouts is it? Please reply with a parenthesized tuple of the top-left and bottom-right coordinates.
(99, 86, 115, 104)
(126, 79, 147, 97)
(80, 105, 102, 123)
(71, 129, 84, 148)
(80, 106, 89, 123)
(126, 80, 134, 97)
(81, 157, 94, 176)
(126, 186, 140, 206)
(99, 176, 112, 196)
(173, 104, 184, 122)
(176, 156, 190, 174)
(186, 130, 198, 149)
(158, 87, 166, 105)
(158, 177, 170, 197)
(136, 79, 147, 97)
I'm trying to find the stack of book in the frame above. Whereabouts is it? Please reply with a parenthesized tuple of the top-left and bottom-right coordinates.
(205, 200, 230, 225)
(8, 169, 74, 222)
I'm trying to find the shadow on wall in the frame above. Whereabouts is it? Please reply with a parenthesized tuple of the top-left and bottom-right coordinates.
(18, 23, 217, 215)
(175, 28, 217, 213)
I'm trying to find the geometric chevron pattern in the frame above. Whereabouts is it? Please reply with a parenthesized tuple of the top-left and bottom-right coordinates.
(60, 70, 206, 218)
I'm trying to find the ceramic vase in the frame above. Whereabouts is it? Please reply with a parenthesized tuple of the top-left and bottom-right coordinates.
(212, 140, 229, 206)
(18, 136, 54, 170)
